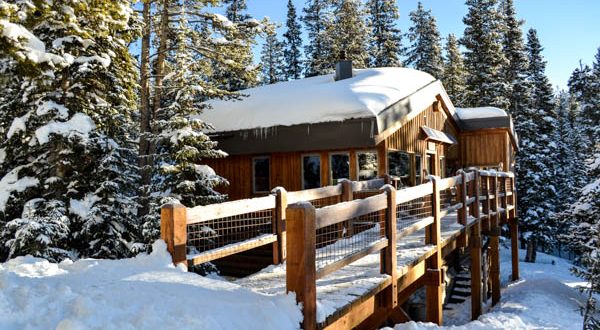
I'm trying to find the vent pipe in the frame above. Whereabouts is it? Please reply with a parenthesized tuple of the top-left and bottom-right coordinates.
(334, 51, 353, 81)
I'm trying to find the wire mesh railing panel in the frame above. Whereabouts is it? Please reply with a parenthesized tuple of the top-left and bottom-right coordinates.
(310, 195, 342, 209)
(439, 187, 459, 211)
(315, 209, 386, 271)
(396, 196, 432, 232)
(186, 209, 274, 255)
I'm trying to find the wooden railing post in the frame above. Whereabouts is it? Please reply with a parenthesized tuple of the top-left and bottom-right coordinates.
(469, 170, 482, 320)
(286, 202, 317, 330)
(482, 174, 491, 232)
(381, 185, 398, 309)
(500, 176, 508, 224)
(509, 176, 520, 281)
(161, 203, 188, 267)
(341, 179, 354, 202)
(490, 173, 501, 305)
(425, 176, 443, 325)
(457, 170, 468, 249)
(272, 187, 287, 264)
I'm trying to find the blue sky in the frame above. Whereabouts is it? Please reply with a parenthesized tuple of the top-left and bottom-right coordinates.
(247, 0, 600, 89)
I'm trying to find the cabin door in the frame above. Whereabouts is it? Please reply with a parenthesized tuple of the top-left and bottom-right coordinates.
(425, 152, 437, 177)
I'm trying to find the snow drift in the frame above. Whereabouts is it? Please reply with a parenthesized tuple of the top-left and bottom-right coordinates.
(0, 241, 302, 330)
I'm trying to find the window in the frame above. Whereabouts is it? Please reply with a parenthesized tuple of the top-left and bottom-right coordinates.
(330, 153, 350, 185)
(425, 153, 435, 178)
(415, 154, 422, 184)
(357, 151, 378, 181)
(302, 155, 321, 189)
(253, 156, 270, 193)
(388, 151, 411, 186)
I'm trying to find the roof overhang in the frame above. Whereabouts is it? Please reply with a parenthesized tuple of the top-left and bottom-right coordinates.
(209, 118, 378, 155)
(421, 126, 457, 144)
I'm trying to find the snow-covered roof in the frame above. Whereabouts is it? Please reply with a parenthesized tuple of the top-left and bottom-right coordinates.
(454, 107, 512, 131)
(202, 68, 438, 133)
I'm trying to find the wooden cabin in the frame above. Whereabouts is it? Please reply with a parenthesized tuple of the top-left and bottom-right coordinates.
(201, 63, 518, 201)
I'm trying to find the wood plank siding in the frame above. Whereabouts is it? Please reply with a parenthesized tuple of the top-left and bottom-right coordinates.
(458, 128, 515, 172)
(205, 104, 469, 201)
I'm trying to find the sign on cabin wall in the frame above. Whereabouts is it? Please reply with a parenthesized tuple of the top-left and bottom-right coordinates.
(427, 141, 436, 151)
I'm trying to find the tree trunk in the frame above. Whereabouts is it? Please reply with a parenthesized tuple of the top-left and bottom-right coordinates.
(525, 239, 537, 263)
(138, 0, 152, 216)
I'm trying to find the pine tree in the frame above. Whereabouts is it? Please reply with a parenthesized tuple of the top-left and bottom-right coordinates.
(499, 0, 529, 118)
(567, 151, 600, 329)
(139, 1, 259, 244)
(328, 0, 369, 69)
(261, 26, 286, 84)
(442, 34, 467, 106)
(217, 0, 260, 91)
(283, 0, 303, 80)
(526, 29, 555, 112)
(516, 28, 559, 263)
(0, 0, 141, 260)
(303, 0, 333, 76)
(585, 47, 600, 144)
(366, 0, 402, 67)
(461, 0, 510, 108)
(406, 2, 444, 77)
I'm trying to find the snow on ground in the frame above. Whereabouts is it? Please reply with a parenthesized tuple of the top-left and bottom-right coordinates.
(386, 247, 590, 330)
(0, 241, 302, 330)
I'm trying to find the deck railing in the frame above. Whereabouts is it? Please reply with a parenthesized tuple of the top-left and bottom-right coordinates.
(160, 170, 517, 329)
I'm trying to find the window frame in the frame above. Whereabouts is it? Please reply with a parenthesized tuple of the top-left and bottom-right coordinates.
(301, 153, 322, 190)
(356, 150, 379, 181)
(329, 151, 351, 185)
(252, 155, 271, 194)
(387, 149, 412, 187)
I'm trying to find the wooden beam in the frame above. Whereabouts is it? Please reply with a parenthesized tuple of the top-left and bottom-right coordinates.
(187, 195, 276, 225)
(315, 193, 387, 229)
(287, 184, 343, 205)
(381, 185, 398, 308)
(272, 187, 287, 263)
(187, 234, 277, 266)
(490, 174, 501, 306)
(160, 203, 188, 267)
(286, 203, 317, 330)
(469, 170, 482, 320)
(425, 176, 443, 325)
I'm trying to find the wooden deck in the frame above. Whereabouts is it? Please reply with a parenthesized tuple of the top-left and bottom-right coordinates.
(161, 170, 519, 330)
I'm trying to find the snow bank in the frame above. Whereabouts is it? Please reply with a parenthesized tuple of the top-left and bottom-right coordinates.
(202, 68, 436, 133)
(0, 241, 302, 330)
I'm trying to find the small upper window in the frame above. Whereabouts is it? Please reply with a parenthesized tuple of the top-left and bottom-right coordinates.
(388, 151, 411, 187)
(302, 155, 321, 189)
(253, 156, 270, 193)
(330, 153, 350, 185)
(357, 151, 378, 181)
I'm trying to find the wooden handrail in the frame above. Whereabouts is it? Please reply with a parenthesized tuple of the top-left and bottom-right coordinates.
(315, 193, 388, 229)
(287, 184, 343, 205)
(186, 195, 276, 224)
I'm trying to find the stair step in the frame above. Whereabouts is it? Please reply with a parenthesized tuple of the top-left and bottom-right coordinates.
(455, 276, 471, 282)
(453, 290, 472, 297)
(448, 297, 466, 304)
(454, 283, 470, 289)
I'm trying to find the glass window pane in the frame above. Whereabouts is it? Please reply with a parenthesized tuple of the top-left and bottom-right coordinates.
(415, 154, 422, 183)
(303, 155, 321, 189)
(330, 153, 350, 185)
(253, 157, 270, 193)
(388, 151, 411, 187)
(358, 152, 378, 180)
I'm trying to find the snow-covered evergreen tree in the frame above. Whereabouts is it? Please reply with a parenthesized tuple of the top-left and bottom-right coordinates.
(216, 0, 260, 91)
(442, 34, 466, 106)
(328, 0, 369, 69)
(261, 26, 285, 84)
(515, 28, 558, 263)
(405, 2, 444, 77)
(461, 0, 510, 108)
(366, 0, 402, 67)
(0, 0, 140, 260)
(139, 1, 259, 244)
(283, 0, 303, 80)
(566, 151, 600, 329)
(499, 0, 529, 118)
(302, 0, 333, 76)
